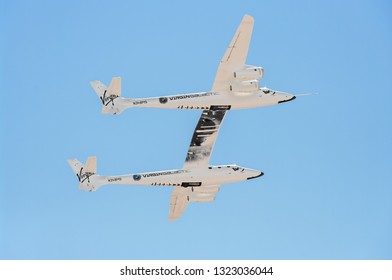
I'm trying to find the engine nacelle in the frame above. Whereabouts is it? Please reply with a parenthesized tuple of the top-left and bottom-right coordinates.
(230, 80, 260, 92)
(190, 193, 215, 202)
(193, 186, 220, 193)
(234, 66, 264, 80)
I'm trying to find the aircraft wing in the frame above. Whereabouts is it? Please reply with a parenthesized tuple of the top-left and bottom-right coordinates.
(211, 15, 254, 92)
(169, 185, 220, 221)
(169, 106, 228, 221)
(183, 105, 230, 170)
(169, 186, 190, 221)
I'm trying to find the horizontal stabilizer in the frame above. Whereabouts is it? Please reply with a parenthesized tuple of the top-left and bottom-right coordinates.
(90, 81, 107, 98)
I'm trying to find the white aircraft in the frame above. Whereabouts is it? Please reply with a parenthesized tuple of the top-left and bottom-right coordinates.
(90, 15, 296, 115)
(68, 105, 263, 221)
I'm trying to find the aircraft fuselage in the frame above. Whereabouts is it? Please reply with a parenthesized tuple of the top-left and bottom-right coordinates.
(118, 88, 295, 111)
(89, 164, 262, 191)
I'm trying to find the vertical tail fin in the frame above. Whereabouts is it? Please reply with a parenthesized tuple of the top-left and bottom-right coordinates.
(90, 77, 128, 114)
(67, 156, 103, 191)
(84, 156, 96, 174)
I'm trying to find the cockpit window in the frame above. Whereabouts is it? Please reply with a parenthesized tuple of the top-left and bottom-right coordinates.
(232, 167, 240, 171)
(263, 89, 270, 94)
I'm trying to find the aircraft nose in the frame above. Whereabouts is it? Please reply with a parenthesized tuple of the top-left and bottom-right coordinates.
(278, 95, 296, 104)
(247, 171, 264, 180)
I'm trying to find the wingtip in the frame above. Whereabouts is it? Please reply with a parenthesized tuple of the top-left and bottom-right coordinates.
(89, 80, 99, 86)
(111, 76, 121, 82)
(243, 14, 254, 23)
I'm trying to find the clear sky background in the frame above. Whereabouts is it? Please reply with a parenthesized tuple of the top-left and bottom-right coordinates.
(1, 0, 391, 260)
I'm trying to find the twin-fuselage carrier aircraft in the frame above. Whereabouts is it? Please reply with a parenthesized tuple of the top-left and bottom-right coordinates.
(68, 15, 296, 221)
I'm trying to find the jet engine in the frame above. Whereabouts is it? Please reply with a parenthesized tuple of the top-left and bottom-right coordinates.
(230, 80, 260, 92)
(234, 65, 264, 80)
(189, 194, 215, 202)
(188, 185, 220, 202)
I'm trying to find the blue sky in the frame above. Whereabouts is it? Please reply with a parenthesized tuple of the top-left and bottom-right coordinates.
(1, 0, 391, 259)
